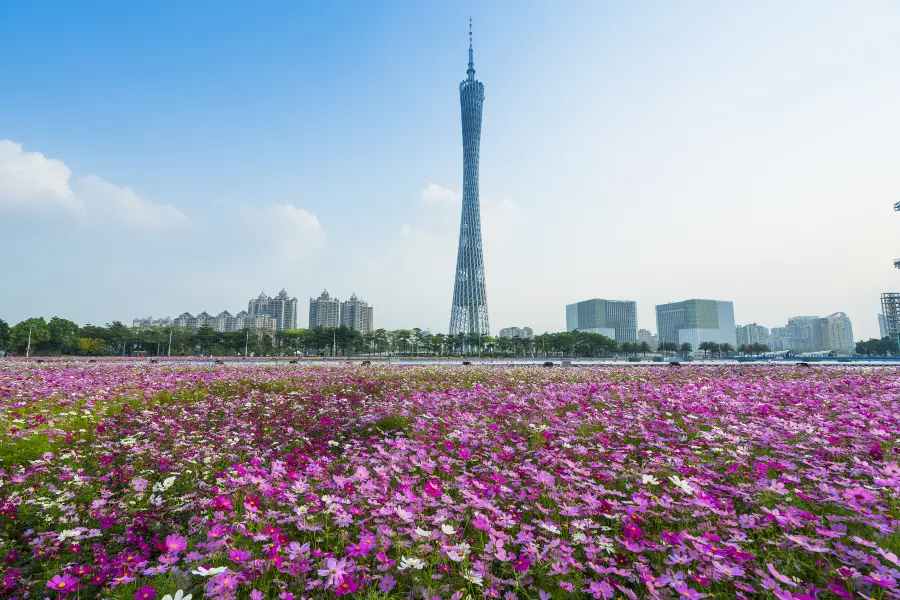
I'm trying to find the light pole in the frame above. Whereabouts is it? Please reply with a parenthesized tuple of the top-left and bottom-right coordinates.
(168, 328, 173, 357)
(25, 325, 32, 358)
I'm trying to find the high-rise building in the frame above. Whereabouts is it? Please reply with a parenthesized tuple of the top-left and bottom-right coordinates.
(655, 299, 736, 348)
(735, 323, 769, 347)
(234, 311, 275, 333)
(881, 293, 900, 342)
(248, 289, 298, 331)
(196, 311, 214, 328)
(566, 299, 638, 341)
(309, 290, 341, 328)
(638, 329, 658, 350)
(214, 311, 236, 333)
(340, 294, 374, 333)
(810, 313, 854, 354)
(449, 21, 489, 337)
(173, 312, 199, 329)
(498, 327, 534, 340)
(132, 316, 173, 329)
(879, 314, 889, 339)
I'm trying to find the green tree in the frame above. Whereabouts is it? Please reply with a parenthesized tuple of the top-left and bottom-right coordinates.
(196, 325, 214, 354)
(639, 341, 651, 356)
(76, 337, 107, 356)
(679, 342, 692, 357)
(10, 318, 51, 355)
(0, 319, 9, 352)
(48, 317, 79, 354)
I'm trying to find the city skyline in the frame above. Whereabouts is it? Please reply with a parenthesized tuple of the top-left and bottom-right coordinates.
(1, 2, 899, 339)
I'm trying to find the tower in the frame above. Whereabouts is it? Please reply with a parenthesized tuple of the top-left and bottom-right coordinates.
(449, 18, 490, 337)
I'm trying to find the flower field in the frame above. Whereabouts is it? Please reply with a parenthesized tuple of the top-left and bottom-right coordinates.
(0, 363, 898, 600)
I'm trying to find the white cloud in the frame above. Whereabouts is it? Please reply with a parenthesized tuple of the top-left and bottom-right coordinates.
(421, 182, 460, 205)
(0, 139, 188, 229)
(416, 183, 519, 246)
(239, 203, 325, 260)
(0, 140, 82, 210)
(77, 175, 189, 230)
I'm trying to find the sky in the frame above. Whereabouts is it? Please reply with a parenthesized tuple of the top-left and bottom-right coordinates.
(1, 1, 899, 340)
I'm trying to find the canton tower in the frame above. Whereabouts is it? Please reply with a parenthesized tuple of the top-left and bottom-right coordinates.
(449, 19, 490, 337)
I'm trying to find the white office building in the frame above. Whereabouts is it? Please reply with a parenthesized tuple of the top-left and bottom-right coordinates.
(656, 299, 737, 348)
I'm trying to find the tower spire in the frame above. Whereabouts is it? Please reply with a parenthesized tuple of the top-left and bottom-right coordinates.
(467, 17, 475, 81)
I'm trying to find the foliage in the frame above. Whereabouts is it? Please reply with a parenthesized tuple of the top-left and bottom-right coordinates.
(0, 319, 8, 351)
(856, 336, 899, 357)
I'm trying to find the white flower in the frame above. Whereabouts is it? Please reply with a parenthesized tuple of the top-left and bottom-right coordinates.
(641, 474, 660, 485)
(191, 566, 227, 576)
(669, 475, 694, 495)
(399, 556, 425, 571)
(447, 542, 471, 562)
(58, 529, 80, 540)
(539, 522, 561, 535)
(441, 523, 456, 535)
(153, 476, 176, 493)
(414, 527, 432, 539)
(395, 507, 414, 522)
(161, 591, 193, 600)
(328, 440, 340, 446)
(461, 569, 483, 586)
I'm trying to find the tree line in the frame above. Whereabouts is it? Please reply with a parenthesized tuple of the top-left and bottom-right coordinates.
(8, 315, 875, 358)
(0, 317, 691, 358)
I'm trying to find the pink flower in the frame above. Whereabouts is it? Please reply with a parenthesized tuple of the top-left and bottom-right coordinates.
(536, 470, 555, 487)
(46, 574, 79, 594)
(472, 514, 490, 531)
(134, 586, 156, 600)
(164, 534, 187, 553)
(250, 591, 264, 600)
(842, 487, 876, 504)
(424, 479, 443, 498)
(673, 582, 707, 599)
(318, 557, 348, 588)
(378, 574, 396, 593)
(767, 563, 797, 587)
(228, 548, 251, 563)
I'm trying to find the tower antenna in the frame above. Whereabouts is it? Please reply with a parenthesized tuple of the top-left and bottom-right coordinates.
(467, 17, 475, 80)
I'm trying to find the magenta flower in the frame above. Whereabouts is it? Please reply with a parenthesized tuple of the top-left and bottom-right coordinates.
(131, 477, 148, 491)
(228, 548, 251, 563)
(134, 586, 156, 600)
(424, 479, 442, 498)
(46, 574, 79, 594)
(862, 573, 897, 588)
(472, 513, 490, 531)
(512, 555, 531, 572)
(842, 487, 876, 504)
(673, 582, 707, 599)
(535, 470, 555, 487)
(164, 534, 187, 553)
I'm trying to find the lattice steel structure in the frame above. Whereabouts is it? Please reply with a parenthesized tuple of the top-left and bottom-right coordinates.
(881, 293, 900, 339)
(449, 20, 490, 337)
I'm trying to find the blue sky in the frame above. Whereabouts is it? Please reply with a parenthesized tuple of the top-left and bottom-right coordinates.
(1, 1, 899, 339)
